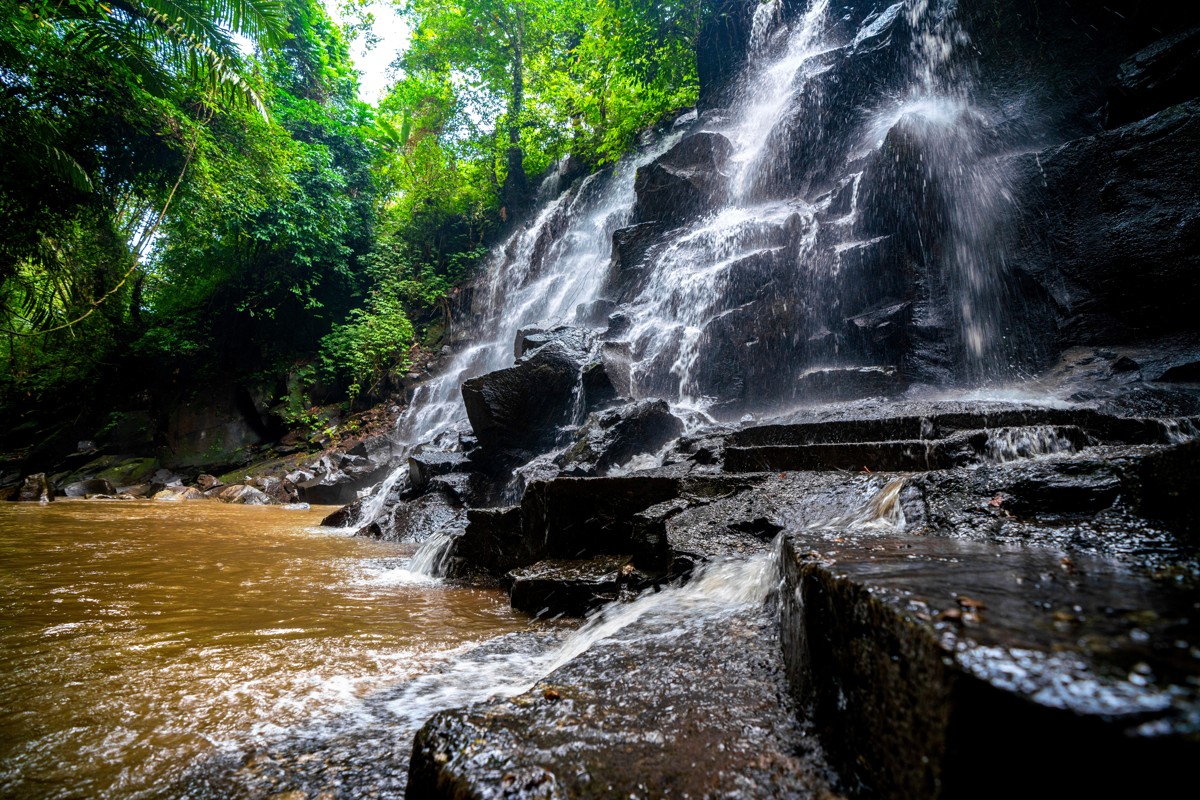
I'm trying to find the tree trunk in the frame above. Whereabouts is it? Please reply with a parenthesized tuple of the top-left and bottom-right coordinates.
(502, 13, 529, 213)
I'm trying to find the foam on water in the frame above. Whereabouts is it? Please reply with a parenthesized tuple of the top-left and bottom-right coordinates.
(378, 549, 782, 730)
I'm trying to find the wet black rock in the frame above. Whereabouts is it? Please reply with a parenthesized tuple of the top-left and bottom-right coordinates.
(1107, 26, 1200, 127)
(461, 341, 583, 453)
(580, 342, 633, 412)
(320, 500, 359, 528)
(1010, 100, 1200, 346)
(407, 446, 473, 492)
(297, 471, 378, 506)
(443, 506, 537, 580)
(725, 432, 978, 473)
(507, 555, 635, 617)
(425, 472, 492, 509)
(408, 606, 833, 799)
(632, 132, 733, 226)
(792, 365, 907, 403)
(62, 478, 116, 497)
(608, 221, 663, 286)
(522, 476, 683, 562)
(555, 400, 683, 476)
(573, 298, 618, 329)
(513, 325, 591, 361)
(780, 528, 1200, 798)
(345, 432, 400, 465)
(293, 449, 392, 506)
(370, 491, 465, 544)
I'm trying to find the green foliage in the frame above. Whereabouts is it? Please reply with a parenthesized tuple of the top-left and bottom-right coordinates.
(317, 235, 484, 404)
(320, 294, 414, 403)
(396, 0, 708, 182)
(0, 0, 718, 438)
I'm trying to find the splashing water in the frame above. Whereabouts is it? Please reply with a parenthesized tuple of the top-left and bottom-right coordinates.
(379, 549, 781, 730)
(406, 528, 459, 578)
(807, 477, 909, 532)
(359, 0, 1039, 518)
(984, 426, 1081, 464)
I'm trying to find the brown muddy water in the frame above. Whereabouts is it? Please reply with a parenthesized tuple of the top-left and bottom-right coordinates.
(0, 500, 538, 799)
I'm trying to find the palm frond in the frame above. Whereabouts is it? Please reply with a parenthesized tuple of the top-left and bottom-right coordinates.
(42, 143, 95, 193)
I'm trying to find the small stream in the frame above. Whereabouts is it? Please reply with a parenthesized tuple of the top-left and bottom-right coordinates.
(0, 501, 552, 799)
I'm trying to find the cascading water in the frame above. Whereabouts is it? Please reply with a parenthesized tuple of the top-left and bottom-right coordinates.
(360, 0, 1038, 527)
(895, 0, 1026, 379)
(378, 549, 780, 729)
(355, 136, 681, 528)
(618, 0, 1033, 413)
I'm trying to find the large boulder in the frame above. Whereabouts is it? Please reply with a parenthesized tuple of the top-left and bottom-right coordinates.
(461, 341, 584, 453)
(556, 400, 684, 476)
(632, 132, 734, 226)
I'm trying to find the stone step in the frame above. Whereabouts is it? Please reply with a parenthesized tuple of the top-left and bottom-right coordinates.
(724, 424, 1103, 472)
(407, 579, 835, 799)
(779, 531, 1200, 797)
(507, 556, 639, 618)
(724, 435, 977, 472)
(732, 408, 1197, 448)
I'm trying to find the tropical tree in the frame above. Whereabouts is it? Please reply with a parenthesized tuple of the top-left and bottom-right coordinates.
(0, 0, 289, 340)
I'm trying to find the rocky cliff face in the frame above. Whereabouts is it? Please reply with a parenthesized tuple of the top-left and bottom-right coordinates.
(385, 0, 1200, 481)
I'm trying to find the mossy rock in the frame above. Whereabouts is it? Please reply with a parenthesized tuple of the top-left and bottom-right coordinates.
(216, 453, 309, 486)
(61, 455, 159, 487)
(93, 457, 160, 487)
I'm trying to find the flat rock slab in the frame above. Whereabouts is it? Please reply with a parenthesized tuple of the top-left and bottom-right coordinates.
(780, 528, 1200, 798)
(508, 556, 634, 617)
(724, 435, 978, 472)
(409, 587, 837, 799)
(734, 406, 1194, 448)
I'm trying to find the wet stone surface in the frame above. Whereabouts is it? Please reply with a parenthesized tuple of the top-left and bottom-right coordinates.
(409, 602, 838, 799)
(781, 525, 1200, 797)
(166, 630, 574, 800)
(508, 556, 639, 618)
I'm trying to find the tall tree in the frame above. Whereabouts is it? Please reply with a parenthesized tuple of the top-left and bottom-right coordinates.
(400, 0, 573, 212)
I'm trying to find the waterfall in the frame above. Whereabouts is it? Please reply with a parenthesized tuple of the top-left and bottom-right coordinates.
(406, 528, 457, 577)
(807, 477, 909, 532)
(617, 0, 1030, 412)
(356, 0, 1035, 525)
(354, 134, 683, 526)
